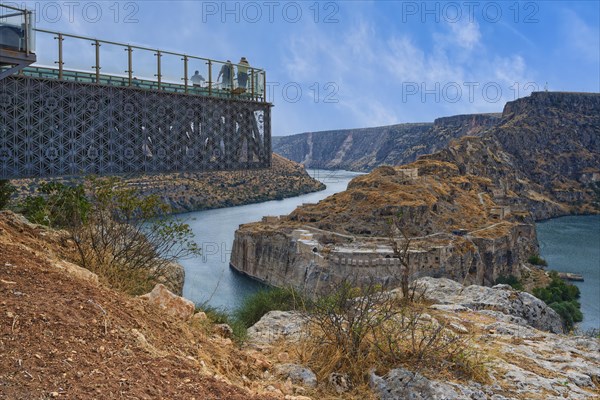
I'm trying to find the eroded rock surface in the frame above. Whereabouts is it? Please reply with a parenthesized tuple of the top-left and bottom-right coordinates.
(247, 279, 599, 399)
(414, 277, 563, 333)
(247, 311, 306, 345)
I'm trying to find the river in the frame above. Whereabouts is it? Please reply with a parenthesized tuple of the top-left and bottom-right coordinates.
(178, 169, 362, 311)
(537, 215, 600, 332)
(178, 171, 600, 331)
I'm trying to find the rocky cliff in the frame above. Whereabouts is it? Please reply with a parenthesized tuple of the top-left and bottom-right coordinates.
(424, 91, 600, 220)
(273, 113, 501, 171)
(232, 92, 600, 294)
(12, 154, 325, 213)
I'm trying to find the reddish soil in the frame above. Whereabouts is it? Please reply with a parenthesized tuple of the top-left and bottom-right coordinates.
(0, 212, 276, 400)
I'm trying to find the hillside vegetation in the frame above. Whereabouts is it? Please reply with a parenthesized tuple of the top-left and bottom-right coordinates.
(11, 154, 325, 213)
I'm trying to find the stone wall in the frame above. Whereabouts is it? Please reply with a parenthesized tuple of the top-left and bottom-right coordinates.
(230, 223, 536, 295)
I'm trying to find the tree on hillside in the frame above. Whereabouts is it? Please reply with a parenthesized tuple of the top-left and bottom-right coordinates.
(386, 211, 412, 299)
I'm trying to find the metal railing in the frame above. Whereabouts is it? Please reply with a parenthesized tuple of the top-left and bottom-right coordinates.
(31, 27, 266, 102)
(0, 3, 35, 54)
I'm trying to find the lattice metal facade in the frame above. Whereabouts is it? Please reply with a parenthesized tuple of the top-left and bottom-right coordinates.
(0, 75, 271, 179)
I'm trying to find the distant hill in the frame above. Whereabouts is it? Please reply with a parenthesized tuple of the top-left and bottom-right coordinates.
(273, 113, 501, 171)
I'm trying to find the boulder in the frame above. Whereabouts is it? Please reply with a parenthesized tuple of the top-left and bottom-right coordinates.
(273, 364, 317, 388)
(140, 283, 195, 321)
(415, 277, 563, 333)
(247, 311, 306, 345)
(155, 261, 185, 296)
(53, 260, 98, 284)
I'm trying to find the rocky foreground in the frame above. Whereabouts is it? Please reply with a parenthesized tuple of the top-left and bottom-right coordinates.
(1, 211, 598, 399)
(248, 277, 600, 400)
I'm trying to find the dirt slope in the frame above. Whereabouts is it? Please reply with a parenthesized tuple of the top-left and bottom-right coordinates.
(0, 211, 276, 400)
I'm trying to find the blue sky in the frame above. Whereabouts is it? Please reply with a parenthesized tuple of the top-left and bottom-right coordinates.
(15, 0, 600, 136)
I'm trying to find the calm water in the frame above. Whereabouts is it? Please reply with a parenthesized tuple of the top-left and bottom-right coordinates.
(178, 169, 362, 311)
(177, 171, 600, 330)
(537, 215, 600, 331)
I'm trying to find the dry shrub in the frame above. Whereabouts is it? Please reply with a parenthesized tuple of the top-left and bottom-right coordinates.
(296, 279, 489, 393)
(71, 178, 199, 295)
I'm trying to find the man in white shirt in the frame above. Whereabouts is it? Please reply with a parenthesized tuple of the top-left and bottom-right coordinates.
(191, 70, 206, 87)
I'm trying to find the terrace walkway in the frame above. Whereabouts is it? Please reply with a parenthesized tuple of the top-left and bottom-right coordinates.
(0, 5, 271, 179)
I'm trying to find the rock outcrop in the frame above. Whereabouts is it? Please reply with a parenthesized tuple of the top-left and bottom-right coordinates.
(247, 310, 306, 345)
(273, 364, 317, 388)
(413, 277, 563, 333)
(232, 92, 600, 295)
(424, 92, 600, 220)
(140, 283, 195, 321)
(247, 278, 600, 399)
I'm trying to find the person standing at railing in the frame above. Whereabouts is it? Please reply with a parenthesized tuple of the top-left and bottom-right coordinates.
(191, 70, 205, 88)
(237, 57, 250, 89)
(217, 60, 233, 90)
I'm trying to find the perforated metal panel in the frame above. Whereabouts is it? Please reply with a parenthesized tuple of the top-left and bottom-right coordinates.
(0, 75, 271, 179)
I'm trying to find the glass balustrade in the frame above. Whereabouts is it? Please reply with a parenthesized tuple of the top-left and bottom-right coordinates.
(6, 26, 266, 102)
(0, 4, 35, 53)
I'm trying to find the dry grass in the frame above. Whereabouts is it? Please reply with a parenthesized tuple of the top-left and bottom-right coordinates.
(285, 286, 490, 396)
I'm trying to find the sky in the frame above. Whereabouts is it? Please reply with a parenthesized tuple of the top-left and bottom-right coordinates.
(12, 0, 600, 136)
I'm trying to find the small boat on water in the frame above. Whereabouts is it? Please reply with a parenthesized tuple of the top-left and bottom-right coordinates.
(557, 272, 584, 282)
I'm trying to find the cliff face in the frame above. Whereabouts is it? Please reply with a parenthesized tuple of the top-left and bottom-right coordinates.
(272, 113, 501, 171)
(232, 92, 600, 293)
(424, 92, 600, 220)
(13, 154, 325, 213)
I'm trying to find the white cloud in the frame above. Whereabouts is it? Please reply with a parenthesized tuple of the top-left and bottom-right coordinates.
(447, 20, 481, 50)
(563, 10, 600, 63)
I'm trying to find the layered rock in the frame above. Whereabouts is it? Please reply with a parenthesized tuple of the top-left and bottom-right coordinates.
(232, 92, 600, 295)
(424, 92, 600, 220)
(247, 278, 598, 399)
(273, 113, 501, 171)
(11, 153, 325, 213)
(413, 277, 563, 333)
(231, 222, 537, 295)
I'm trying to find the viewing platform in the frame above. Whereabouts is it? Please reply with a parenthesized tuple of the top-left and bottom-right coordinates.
(0, 5, 272, 179)
(0, 4, 36, 79)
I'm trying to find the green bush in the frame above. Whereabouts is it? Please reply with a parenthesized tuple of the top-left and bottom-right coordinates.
(198, 304, 248, 343)
(0, 180, 15, 210)
(20, 177, 200, 296)
(528, 254, 548, 266)
(533, 271, 582, 330)
(195, 287, 304, 343)
(494, 275, 524, 291)
(20, 181, 90, 228)
(549, 301, 583, 330)
(233, 286, 303, 329)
